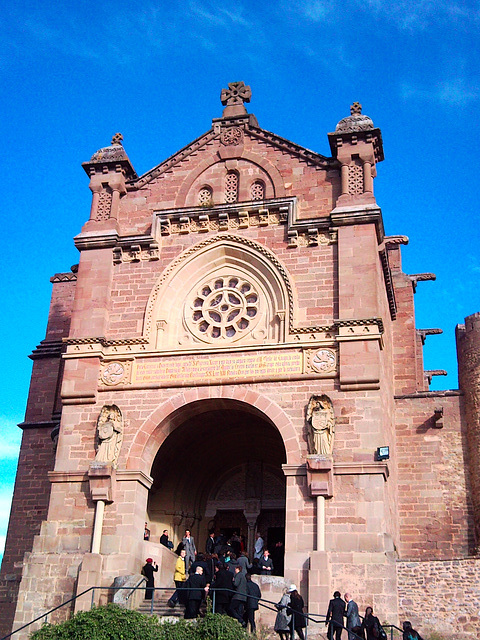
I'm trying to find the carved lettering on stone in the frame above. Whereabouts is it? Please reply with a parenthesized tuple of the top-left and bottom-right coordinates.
(306, 395, 335, 456)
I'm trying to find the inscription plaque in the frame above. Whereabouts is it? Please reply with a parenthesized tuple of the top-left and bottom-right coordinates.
(134, 350, 304, 386)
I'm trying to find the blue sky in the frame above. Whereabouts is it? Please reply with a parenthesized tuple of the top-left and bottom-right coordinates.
(1, 0, 479, 558)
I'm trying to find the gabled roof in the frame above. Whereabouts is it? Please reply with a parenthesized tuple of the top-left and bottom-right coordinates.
(128, 118, 336, 191)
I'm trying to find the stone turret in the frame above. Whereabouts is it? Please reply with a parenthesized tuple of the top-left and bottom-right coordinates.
(457, 312, 480, 552)
(81, 133, 137, 231)
(328, 102, 384, 208)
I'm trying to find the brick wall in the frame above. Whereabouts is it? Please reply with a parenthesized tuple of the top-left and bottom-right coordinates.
(395, 393, 474, 559)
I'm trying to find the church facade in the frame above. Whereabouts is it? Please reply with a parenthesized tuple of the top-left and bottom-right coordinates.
(1, 83, 480, 638)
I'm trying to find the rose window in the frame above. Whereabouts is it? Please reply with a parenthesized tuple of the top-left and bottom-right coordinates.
(186, 276, 260, 342)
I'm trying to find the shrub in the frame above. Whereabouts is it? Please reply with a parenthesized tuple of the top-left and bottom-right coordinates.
(31, 604, 163, 640)
(30, 604, 250, 640)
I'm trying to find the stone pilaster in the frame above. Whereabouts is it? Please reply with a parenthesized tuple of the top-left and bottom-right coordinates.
(457, 312, 480, 551)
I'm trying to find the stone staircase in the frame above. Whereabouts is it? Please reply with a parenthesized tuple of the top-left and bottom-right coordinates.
(136, 592, 185, 619)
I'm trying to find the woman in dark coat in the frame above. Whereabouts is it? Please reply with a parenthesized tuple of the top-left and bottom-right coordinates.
(362, 607, 381, 640)
(141, 558, 158, 600)
(210, 563, 234, 614)
(287, 586, 306, 640)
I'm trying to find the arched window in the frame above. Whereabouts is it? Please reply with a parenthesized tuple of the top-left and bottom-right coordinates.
(251, 180, 265, 201)
(198, 185, 213, 206)
(225, 172, 239, 204)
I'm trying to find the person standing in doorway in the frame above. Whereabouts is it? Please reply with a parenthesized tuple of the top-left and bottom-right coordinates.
(182, 529, 196, 571)
(260, 549, 274, 574)
(254, 532, 264, 559)
(325, 591, 345, 640)
(206, 530, 215, 555)
(141, 558, 158, 600)
(344, 593, 361, 640)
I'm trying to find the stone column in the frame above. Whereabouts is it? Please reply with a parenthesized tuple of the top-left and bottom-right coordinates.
(306, 457, 333, 615)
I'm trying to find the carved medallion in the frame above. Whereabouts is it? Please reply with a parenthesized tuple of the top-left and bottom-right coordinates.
(221, 127, 243, 146)
(101, 362, 125, 386)
(310, 349, 336, 373)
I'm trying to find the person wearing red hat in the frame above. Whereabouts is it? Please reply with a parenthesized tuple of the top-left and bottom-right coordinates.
(141, 558, 158, 600)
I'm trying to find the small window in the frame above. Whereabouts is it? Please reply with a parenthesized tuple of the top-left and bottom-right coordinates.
(198, 186, 213, 207)
(251, 180, 265, 201)
(225, 172, 239, 203)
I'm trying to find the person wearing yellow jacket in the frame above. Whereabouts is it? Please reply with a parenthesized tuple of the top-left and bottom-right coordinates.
(168, 549, 187, 607)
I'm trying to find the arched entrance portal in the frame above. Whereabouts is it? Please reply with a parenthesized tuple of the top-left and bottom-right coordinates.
(146, 400, 287, 571)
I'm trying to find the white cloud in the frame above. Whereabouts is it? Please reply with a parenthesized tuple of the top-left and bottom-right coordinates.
(400, 77, 479, 106)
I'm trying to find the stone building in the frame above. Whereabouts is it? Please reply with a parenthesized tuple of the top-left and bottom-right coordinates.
(1, 83, 479, 638)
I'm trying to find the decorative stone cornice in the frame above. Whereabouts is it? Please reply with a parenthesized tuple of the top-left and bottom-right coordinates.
(130, 129, 218, 190)
(379, 248, 397, 320)
(330, 204, 385, 244)
(153, 197, 338, 248)
(29, 339, 65, 360)
(333, 461, 389, 480)
(74, 230, 119, 251)
(64, 337, 148, 347)
(247, 126, 333, 168)
(154, 199, 290, 238)
(50, 272, 77, 283)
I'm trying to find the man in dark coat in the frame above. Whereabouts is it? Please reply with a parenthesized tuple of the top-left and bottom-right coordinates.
(260, 549, 274, 575)
(141, 558, 158, 600)
(210, 563, 234, 614)
(325, 591, 346, 640)
(160, 530, 169, 548)
(244, 573, 262, 632)
(229, 566, 248, 626)
(189, 553, 212, 584)
(206, 530, 215, 555)
(184, 566, 207, 619)
(344, 593, 361, 640)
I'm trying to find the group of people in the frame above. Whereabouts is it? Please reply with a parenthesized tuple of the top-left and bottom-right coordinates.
(143, 530, 424, 640)
(162, 529, 266, 630)
(324, 591, 424, 640)
(274, 585, 307, 640)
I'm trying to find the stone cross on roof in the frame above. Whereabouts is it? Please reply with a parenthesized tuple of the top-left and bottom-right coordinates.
(111, 133, 124, 146)
(220, 81, 252, 118)
(350, 102, 362, 115)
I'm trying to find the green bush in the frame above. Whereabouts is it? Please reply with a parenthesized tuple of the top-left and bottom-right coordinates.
(30, 604, 250, 640)
(31, 605, 165, 640)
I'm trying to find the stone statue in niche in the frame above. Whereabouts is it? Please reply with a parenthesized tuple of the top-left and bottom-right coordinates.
(94, 405, 123, 467)
(306, 395, 335, 456)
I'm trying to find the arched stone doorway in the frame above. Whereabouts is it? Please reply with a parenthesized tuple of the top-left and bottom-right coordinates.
(146, 400, 287, 569)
